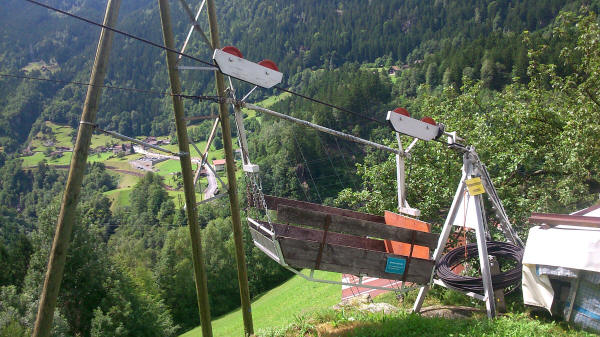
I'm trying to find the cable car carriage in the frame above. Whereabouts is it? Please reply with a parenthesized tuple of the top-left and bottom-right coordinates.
(240, 105, 447, 291)
(247, 195, 439, 288)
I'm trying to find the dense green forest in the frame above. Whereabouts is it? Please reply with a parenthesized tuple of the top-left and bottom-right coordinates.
(2, 0, 599, 152)
(1, 0, 600, 336)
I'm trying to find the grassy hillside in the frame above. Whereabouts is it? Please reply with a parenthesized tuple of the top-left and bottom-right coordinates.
(179, 269, 595, 337)
(180, 271, 340, 337)
(18, 91, 285, 210)
(19, 120, 238, 209)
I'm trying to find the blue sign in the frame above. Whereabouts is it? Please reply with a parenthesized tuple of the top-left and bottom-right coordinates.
(385, 256, 406, 275)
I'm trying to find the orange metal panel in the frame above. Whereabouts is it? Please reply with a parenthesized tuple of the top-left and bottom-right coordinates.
(384, 211, 431, 259)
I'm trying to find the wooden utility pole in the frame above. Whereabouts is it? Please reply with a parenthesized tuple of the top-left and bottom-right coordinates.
(206, 0, 254, 335)
(157, 1, 213, 336)
(32, 1, 121, 336)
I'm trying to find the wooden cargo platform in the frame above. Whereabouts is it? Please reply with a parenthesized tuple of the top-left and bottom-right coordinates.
(248, 196, 439, 284)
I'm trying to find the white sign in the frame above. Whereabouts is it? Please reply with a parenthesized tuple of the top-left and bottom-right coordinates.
(213, 49, 283, 88)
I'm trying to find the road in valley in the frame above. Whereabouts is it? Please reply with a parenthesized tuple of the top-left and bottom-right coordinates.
(203, 166, 218, 199)
(133, 146, 219, 199)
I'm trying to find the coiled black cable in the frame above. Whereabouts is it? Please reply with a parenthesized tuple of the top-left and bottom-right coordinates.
(436, 241, 524, 294)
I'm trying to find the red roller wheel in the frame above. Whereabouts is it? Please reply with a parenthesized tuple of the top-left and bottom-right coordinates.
(393, 107, 410, 117)
(258, 59, 279, 72)
(421, 116, 436, 125)
(222, 46, 243, 58)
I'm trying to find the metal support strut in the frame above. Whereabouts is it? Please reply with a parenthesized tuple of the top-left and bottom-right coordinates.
(412, 145, 521, 318)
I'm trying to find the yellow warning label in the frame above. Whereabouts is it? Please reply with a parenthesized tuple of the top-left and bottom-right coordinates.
(465, 177, 485, 196)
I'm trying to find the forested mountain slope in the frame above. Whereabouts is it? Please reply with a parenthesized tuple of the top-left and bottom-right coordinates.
(1, 0, 598, 152)
(1, 2, 600, 336)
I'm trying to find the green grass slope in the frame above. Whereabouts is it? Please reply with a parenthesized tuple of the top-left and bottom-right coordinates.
(179, 271, 595, 337)
(180, 271, 340, 337)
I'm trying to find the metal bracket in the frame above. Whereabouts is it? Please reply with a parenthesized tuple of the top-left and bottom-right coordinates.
(79, 121, 98, 128)
(445, 131, 465, 145)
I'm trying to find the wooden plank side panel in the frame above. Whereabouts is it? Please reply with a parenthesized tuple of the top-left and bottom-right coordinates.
(277, 205, 439, 249)
(278, 237, 434, 284)
(264, 195, 385, 223)
(248, 220, 387, 251)
(274, 223, 387, 251)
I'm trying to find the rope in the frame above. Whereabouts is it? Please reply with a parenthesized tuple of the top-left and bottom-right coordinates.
(25, 0, 388, 128)
(292, 132, 323, 203)
(24, 0, 214, 67)
(317, 134, 345, 189)
(294, 164, 312, 202)
(436, 241, 524, 294)
(0, 73, 221, 102)
(274, 85, 387, 126)
(332, 136, 360, 191)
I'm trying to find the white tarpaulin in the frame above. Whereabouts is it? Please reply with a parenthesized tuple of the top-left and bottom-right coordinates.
(522, 264, 555, 310)
(522, 225, 600, 273)
(522, 222, 600, 311)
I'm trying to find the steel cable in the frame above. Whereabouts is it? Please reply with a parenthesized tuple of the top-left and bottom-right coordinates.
(436, 241, 524, 294)
(0, 73, 221, 102)
(273, 86, 387, 126)
(24, 0, 214, 67)
(24, 0, 389, 127)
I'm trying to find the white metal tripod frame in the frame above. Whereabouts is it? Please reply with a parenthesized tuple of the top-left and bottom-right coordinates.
(411, 147, 505, 318)
(472, 154, 524, 247)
